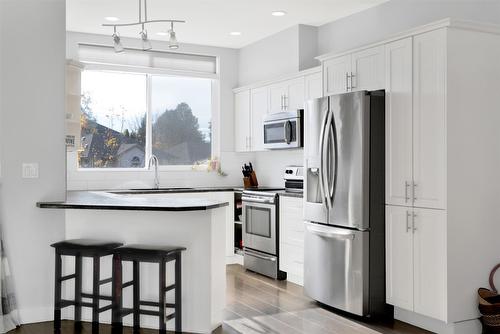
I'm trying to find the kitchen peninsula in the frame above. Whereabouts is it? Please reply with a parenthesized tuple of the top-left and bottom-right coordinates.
(37, 190, 230, 333)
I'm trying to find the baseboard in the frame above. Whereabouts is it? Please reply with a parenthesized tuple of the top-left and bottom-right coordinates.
(18, 307, 52, 325)
(394, 307, 482, 334)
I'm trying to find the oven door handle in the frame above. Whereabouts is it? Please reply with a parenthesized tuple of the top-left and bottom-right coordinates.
(245, 249, 277, 262)
(242, 196, 275, 204)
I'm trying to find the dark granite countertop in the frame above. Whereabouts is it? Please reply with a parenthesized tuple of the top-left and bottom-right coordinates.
(37, 191, 229, 212)
(109, 186, 239, 195)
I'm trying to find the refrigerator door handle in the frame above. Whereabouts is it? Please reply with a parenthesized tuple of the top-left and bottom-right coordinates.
(322, 111, 334, 209)
(326, 114, 338, 207)
(319, 109, 330, 210)
(305, 223, 355, 240)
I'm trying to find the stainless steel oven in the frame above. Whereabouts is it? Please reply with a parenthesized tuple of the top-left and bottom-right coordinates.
(242, 190, 285, 279)
(263, 110, 303, 150)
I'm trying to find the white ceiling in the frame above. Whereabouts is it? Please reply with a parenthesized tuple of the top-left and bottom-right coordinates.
(66, 0, 388, 49)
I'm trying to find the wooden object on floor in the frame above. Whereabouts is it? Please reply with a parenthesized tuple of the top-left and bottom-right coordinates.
(50, 239, 123, 333)
(111, 244, 186, 334)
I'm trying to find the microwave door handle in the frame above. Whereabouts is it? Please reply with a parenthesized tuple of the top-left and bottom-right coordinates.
(284, 120, 292, 144)
(318, 110, 329, 209)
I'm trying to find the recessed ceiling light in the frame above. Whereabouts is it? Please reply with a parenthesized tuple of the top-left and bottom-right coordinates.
(271, 11, 286, 17)
(105, 16, 120, 22)
(156, 32, 168, 36)
(230, 31, 242, 36)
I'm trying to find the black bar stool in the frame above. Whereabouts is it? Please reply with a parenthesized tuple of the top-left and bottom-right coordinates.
(111, 244, 186, 334)
(51, 239, 123, 333)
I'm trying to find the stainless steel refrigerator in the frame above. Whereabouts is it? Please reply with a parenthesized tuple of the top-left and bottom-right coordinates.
(303, 90, 391, 318)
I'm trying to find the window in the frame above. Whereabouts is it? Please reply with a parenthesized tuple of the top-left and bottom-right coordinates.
(79, 70, 212, 169)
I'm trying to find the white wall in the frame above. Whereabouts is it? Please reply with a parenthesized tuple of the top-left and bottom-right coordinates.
(317, 0, 500, 55)
(66, 32, 255, 190)
(237, 24, 319, 86)
(254, 150, 303, 187)
(0, 0, 66, 323)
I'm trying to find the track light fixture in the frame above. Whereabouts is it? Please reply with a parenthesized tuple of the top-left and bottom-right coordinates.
(140, 25, 152, 50)
(103, 0, 185, 53)
(168, 22, 179, 49)
(112, 27, 124, 53)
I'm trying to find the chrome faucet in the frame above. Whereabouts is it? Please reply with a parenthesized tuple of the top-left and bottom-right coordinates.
(148, 154, 160, 189)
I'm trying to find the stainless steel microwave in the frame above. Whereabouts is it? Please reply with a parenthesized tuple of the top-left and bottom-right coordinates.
(263, 110, 303, 149)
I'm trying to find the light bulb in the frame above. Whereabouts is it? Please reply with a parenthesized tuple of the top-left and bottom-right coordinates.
(140, 30, 152, 51)
(168, 29, 179, 49)
(112, 33, 124, 53)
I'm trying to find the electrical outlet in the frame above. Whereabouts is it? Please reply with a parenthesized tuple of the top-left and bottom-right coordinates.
(22, 163, 39, 179)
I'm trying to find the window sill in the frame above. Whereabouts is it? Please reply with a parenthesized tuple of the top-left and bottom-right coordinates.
(76, 165, 209, 173)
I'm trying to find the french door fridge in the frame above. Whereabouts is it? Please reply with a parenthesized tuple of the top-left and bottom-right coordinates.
(303, 90, 391, 317)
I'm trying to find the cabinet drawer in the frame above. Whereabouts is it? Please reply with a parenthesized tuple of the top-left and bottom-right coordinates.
(281, 243, 304, 276)
(282, 222, 305, 247)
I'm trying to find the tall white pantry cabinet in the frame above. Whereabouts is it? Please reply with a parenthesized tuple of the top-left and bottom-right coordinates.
(383, 21, 500, 334)
(318, 19, 500, 333)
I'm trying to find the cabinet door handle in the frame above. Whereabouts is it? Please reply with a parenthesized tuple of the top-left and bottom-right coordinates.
(350, 72, 356, 89)
(283, 94, 288, 110)
(406, 211, 412, 233)
(413, 182, 418, 202)
(346, 72, 350, 91)
(405, 181, 411, 203)
(412, 212, 417, 232)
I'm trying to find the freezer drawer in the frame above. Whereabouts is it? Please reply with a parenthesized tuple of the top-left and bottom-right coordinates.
(304, 222, 369, 316)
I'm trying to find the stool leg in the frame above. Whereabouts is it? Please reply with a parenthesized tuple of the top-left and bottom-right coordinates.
(175, 253, 182, 333)
(111, 254, 123, 334)
(74, 255, 82, 331)
(53, 251, 62, 334)
(159, 259, 166, 334)
(133, 261, 140, 331)
(92, 255, 100, 333)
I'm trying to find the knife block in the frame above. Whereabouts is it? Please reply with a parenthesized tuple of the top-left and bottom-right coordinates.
(243, 171, 259, 189)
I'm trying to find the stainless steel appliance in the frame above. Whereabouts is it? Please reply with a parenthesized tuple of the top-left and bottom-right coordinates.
(284, 165, 304, 193)
(303, 90, 391, 317)
(263, 110, 303, 149)
(242, 189, 286, 280)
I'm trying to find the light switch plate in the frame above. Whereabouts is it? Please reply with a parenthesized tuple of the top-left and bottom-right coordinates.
(22, 163, 39, 178)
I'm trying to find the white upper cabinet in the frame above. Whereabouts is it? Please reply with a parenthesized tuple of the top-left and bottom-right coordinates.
(234, 89, 251, 152)
(323, 54, 351, 95)
(323, 45, 385, 96)
(412, 207, 447, 321)
(385, 31, 446, 210)
(233, 69, 315, 152)
(351, 45, 385, 91)
(386, 205, 414, 311)
(286, 77, 306, 111)
(250, 86, 269, 151)
(412, 30, 446, 210)
(385, 38, 413, 207)
(269, 77, 305, 113)
(269, 82, 287, 113)
(305, 71, 323, 100)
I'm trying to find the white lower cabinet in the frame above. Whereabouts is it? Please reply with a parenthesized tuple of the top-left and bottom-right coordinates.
(386, 205, 446, 322)
(279, 196, 305, 285)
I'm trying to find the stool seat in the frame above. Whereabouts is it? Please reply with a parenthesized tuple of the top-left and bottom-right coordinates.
(51, 238, 123, 251)
(115, 244, 186, 257)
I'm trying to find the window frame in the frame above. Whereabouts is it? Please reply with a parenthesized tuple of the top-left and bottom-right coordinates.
(76, 63, 219, 172)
